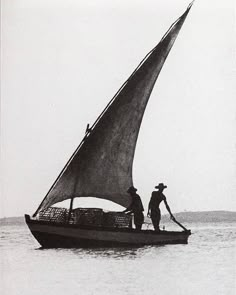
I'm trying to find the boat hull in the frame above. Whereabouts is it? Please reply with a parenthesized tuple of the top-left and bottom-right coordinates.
(25, 215, 191, 248)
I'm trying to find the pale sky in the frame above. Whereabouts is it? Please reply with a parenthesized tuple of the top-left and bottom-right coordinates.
(1, 0, 236, 217)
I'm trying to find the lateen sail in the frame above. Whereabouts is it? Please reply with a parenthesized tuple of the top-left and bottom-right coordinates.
(34, 3, 193, 216)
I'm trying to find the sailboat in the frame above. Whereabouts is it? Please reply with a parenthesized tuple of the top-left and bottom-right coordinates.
(25, 3, 193, 248)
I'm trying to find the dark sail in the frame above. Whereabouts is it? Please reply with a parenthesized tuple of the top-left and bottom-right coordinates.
(34, 3, 193, 215)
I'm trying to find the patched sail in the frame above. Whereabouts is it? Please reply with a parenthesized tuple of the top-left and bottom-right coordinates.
(34, 3, 193, 215)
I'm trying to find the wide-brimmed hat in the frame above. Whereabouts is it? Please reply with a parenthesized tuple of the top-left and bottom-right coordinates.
(127, 186, 137, 194)
(155, 183, 167, 190)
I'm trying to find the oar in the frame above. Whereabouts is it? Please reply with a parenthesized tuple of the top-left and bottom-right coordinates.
(171, 217, 189, 232)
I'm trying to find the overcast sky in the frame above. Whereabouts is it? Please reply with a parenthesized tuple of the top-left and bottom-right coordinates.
(1, 0, 236, 217)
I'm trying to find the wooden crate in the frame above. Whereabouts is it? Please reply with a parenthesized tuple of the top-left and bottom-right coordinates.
(73, 208, 103, 226)
(39, 207, 69, 223)
(102, 212, 132, 228)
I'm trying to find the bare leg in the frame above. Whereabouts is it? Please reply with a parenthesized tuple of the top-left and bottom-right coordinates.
(151, 209, 161, 231)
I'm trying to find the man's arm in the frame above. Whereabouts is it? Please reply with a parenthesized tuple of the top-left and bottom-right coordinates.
(163, 199, 175, 220)
(147, 194, 153, 217)
(123, 207, 132, 214)
(147, 202, 151, 217)
(123, 201, 133, 214)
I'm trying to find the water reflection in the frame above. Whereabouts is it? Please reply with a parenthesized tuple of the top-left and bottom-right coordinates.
(36, 244, 166, 260)
(74, 247, 140, 259)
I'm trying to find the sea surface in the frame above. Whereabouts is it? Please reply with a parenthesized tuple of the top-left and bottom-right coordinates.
(0, 221, 235, 295)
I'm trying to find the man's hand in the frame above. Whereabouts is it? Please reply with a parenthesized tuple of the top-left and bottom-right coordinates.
(147, 212, 150, 218)
(170, 215, 175, 221)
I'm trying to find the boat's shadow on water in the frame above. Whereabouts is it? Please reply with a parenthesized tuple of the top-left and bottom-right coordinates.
(35, 245, 165, 258)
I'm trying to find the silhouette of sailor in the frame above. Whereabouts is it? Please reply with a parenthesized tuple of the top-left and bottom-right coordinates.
(147, 183, 175, 231)
(123, 186, 144, 230)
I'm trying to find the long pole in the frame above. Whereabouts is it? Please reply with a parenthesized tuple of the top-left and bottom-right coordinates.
(172, 218, 189, 232)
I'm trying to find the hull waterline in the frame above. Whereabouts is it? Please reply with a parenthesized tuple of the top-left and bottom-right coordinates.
(25, 215, 191, 248)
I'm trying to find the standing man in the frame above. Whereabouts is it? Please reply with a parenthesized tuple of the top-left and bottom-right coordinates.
(123, 186, 144, 230)
(147, 183, 175, 231)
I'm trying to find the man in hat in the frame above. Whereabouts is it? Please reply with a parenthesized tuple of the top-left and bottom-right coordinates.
(123, 186, 144, 230)
(147, 183, 175, 231)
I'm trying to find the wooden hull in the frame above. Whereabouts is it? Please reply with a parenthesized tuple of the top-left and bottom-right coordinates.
(25, 215, 191, 248)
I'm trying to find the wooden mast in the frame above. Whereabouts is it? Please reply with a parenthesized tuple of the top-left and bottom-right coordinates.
(68, 197, 74, 223)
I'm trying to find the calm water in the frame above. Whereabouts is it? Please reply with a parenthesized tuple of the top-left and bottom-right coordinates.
(0, 221, 235, 295)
